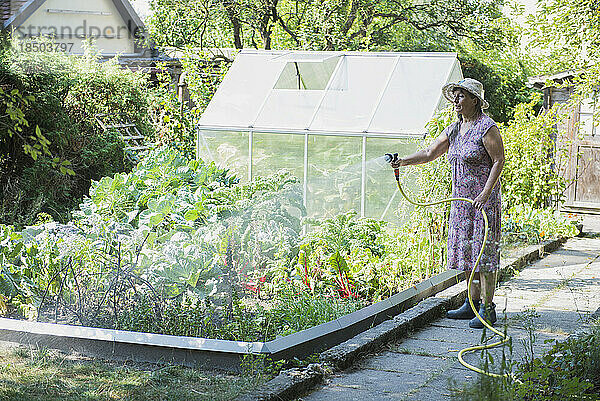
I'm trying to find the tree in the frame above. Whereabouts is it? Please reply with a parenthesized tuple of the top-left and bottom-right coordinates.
(291, 0, 507, 51)
(457, 17, 537, 124)
(147, 0, 216, 49)
(526, 0, 600, 72)
(146, 0, 536, 124)
(147, 0, 507, 51)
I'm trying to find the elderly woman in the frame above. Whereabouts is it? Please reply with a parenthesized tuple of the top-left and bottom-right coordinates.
(391, 78, 505, 328)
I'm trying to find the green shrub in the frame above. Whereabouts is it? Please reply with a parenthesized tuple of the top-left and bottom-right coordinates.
(459, 49, 535, 124)
(146, 66, 199, 159)
(145, 54, 230, 160)
(501, 95, 568, 210)
(74, 146, 237, 229)
(0, 40, 152, 226)
(502, 205, 580, 244)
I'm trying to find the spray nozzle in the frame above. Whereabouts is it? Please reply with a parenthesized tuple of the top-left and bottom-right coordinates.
(384, 153, 399, 164)
(384, 153, 401, 181)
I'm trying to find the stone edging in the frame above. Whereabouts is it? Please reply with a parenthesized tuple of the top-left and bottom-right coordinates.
(238, 237, 567, 401)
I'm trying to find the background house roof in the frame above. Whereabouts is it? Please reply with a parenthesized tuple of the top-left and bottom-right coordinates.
(2, 0, 144, 35)
(2, 0, 148, 55)
(1, 0, 27, 26)
(527, 70, 582, 89)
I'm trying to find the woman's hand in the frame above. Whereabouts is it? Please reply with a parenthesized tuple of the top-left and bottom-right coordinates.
(390, 158, 408, 168)
(473, 191, 490, 210)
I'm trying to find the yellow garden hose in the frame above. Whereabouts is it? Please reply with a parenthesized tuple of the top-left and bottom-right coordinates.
(389, 162, 511, 379)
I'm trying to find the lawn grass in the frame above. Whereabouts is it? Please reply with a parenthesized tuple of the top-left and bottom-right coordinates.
(0, 344, 267, 401)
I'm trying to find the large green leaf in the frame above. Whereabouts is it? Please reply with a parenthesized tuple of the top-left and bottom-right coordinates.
(184, 209, 199, 221)
(328, 251, 349, 274)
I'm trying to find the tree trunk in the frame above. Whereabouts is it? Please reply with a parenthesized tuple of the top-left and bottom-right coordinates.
(222, 0, 243, 48)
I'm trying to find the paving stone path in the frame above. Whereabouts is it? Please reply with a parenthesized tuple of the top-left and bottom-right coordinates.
(300, 236, 600, 401)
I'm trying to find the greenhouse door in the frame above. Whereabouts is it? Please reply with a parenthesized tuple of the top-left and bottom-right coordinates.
(564, 100, 600, 213)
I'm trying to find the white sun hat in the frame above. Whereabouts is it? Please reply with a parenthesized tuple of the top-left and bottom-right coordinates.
(442, 78, 489, 110)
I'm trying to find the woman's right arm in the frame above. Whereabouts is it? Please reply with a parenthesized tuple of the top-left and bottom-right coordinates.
(391, 132, 449, 167)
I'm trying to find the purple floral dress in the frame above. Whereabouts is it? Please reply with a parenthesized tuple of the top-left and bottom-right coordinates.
(445, 113, 501, 272)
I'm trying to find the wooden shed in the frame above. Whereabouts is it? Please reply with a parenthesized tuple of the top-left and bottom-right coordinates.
(529, 71, 600, 214)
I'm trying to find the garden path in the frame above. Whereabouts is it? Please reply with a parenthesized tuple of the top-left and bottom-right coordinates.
(300, 235, 600, 401)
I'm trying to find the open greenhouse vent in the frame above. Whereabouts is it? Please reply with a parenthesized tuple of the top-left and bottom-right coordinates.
(274, 56, 340, 90)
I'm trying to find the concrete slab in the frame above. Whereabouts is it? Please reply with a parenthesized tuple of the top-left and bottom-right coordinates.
(322, 368, 430, 397)
(358, 352, 452, 374)
(407, 323, 492, 344)
(388, 330, 561, 362)
(580, 214, 600, 233)
(528, 250, 597, 267)
(300, 385, 375, 401)
(391, 338, 473, 355)
(405, 374, 473, 401)
(505, 309, 594, 334)
(540, 296, 596, 312)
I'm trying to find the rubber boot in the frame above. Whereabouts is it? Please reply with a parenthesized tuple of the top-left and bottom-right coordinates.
(469, 303, 497, 329)
(446, 298, 480, 319)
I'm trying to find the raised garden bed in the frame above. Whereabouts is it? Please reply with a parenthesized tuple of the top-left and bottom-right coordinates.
(0, 269, 463, 372)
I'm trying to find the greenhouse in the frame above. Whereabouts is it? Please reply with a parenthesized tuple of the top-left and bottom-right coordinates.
(197, 50, 463, 221)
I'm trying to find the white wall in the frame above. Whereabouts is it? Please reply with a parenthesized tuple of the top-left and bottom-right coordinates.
(13, 0, 138, 55)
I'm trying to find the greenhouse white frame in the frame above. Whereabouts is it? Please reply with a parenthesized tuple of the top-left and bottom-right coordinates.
(197, 50, 463, 220)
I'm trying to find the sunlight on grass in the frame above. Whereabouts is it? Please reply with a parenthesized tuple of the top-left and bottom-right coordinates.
(0, 346, 265, 401)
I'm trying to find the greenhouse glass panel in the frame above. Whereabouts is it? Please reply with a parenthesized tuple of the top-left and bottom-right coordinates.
(199, 54, 285, 128)
(197, 130, 249, 181)
(253, 90, 323, 129)
(252, 132, 304, 181)
(197, 50, 464, 220)
(272, 52, 339, 62)
(254, 56, 342, 129)
(199, 50, 461, 135)
(306, 135, 362, 218)
(368, 57, 462, 134)
(309, 56, 397, 133)
(365, 137, 421, 221)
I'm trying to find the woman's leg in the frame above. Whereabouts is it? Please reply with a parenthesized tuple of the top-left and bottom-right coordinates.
(469, 271, 481, 300)
(469, 270, 498, 328)
(480, 271, 496, 305)
(447, 271, 481, 319)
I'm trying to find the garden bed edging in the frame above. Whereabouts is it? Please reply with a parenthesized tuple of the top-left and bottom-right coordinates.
(0, 269, 464, 372)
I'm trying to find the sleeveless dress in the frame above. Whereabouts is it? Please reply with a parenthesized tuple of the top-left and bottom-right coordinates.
(445, 113, 501, 272)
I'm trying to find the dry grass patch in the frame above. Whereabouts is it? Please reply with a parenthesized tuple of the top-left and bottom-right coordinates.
(0, 345, 266, 401)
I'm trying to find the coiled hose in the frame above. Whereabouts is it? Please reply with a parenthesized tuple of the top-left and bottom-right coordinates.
(389, 163, 511, 379)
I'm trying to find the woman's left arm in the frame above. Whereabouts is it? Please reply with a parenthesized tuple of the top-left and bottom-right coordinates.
(473, 125, 505, 210)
